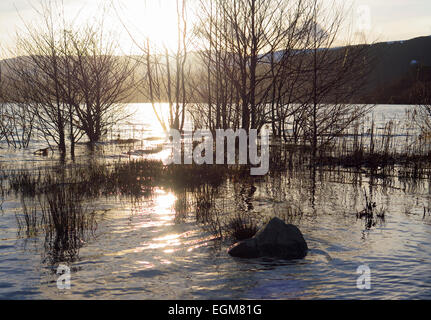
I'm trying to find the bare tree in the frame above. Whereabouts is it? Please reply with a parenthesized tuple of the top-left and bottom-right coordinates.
(194, 0, 319, 132)
(4, 11, 70, 155)
(0, 61, 36, 148)
(409, 80, 431, 141)
(193, 0, 372, 158)
(299, 0, 373, 157)
(65, 24, 135, 143)
(0, 101, 35, 149)
(3, 1, 135, 156)
(118, 0, 190, 133)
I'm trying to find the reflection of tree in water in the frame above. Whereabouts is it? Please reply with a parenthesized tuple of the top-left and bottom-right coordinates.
(174, 190, 188, 223)
(237, 183, 257, 212)
(189, 179, 261, 240)
(187, 160, 395, 242)
(16, 187, 98, 267)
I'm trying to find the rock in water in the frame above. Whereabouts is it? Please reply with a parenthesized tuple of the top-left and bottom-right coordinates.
(228, 238, 259, 259)
(228, 217, 308, 260)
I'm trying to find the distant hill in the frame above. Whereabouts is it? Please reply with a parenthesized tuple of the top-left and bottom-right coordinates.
(361, 36, 431, 104)
(367, 62, 431, 104)
(1, 36, 430, 104)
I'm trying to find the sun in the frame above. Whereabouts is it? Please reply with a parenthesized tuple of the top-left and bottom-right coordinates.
(115, 0, 183, 52)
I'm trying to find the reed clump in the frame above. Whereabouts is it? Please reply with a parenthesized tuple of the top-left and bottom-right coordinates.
(16, 200, 39, 237)
(7, 159, 234, 201)
(16, 186, 98, 264)
(9, 170, 41, 197)
(356, 190, 386, 230)
(226, 212, 259, 241)
(42, 186, 97, 263)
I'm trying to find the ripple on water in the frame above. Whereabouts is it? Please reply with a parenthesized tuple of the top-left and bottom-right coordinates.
(0, 104, 431, 299)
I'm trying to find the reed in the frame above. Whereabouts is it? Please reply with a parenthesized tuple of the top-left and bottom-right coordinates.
(15, 185, 98, 264)
(226, 212, 259, 241)
(356, 189, 386, 230)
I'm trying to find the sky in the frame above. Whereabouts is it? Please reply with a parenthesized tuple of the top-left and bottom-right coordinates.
(351, 0, 431, 41)
(0, 0, 430, 56)
(0, 0, 185, 55)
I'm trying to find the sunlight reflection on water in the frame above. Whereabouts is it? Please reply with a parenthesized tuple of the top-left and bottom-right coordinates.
(1, 104, 431, 299)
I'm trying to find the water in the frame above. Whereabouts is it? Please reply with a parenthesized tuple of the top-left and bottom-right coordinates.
(1, 104, 431, 300)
